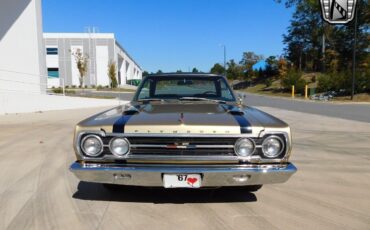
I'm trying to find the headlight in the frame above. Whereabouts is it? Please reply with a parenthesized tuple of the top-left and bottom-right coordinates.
(81, 135, 103, 157)
(109, 137, 130, 157)
(262, 136, 284, 158)
(234, 138, 255, 157)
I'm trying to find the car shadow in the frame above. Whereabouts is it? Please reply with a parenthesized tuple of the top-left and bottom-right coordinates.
(72, 182, 257, 204)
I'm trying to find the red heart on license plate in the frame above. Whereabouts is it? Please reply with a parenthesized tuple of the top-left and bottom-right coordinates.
(187, 177, 197, 185)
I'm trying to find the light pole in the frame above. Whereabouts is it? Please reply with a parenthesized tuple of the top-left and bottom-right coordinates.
(219, 44, 226, 76)
(351, 4, 358, 100)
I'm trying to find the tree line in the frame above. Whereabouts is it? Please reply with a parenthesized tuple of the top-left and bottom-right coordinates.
(210, 0, 369, 95)
(144, 0, 368, 95)
(280, 0, 369, 95)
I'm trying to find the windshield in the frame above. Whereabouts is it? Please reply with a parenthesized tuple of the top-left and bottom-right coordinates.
(134, 76, 236, 102)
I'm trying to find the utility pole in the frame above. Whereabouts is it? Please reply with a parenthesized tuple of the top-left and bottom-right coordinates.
(322, 24, 326, 72)
(351, 6, 358, 100)
(223, 45, 226, 77)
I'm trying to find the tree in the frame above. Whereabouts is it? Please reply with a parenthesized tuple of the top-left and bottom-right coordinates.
(280, 0, 369, 74)
(156, 70, 163, 74)
(239, 52, 263, 77)
(176, 70, 183, 73)
(278, 57, 289, 79)
(226, 59, 243, 80)
(192, 67, 199, 73)
(107, 60, 118, 88)
(282, 1, 322, 72)
(210, 63, 225, 75)
(324, 49, 340, 73)
(71, 48, 89, 87)
(281, 69, 306, 93)
(142, 71, 149, 77)
(265, 56, 279, 77)
(279, 0, 369, 94)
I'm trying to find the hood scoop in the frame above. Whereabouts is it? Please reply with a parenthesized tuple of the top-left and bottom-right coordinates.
(220, 104, 245, 115)
(123, 105, 140, 115)
(228, 110, 244, 115)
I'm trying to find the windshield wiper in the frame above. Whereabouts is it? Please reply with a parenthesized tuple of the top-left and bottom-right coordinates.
(179, 97, 226, 104)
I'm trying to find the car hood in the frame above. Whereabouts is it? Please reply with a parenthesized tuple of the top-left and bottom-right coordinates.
(77, 102, 288, 135)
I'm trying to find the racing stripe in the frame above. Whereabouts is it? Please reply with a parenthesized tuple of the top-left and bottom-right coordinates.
(112, 115, 133, 133)
(220, 104, 252, 134)
(232, 114, 252, 134)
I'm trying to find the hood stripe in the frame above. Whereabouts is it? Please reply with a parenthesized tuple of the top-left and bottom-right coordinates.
(112, 115, 133, 133)
(232, 114, 252, 133)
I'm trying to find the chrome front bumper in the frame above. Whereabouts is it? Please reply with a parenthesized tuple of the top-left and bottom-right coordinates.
(70, 162, 297, 187)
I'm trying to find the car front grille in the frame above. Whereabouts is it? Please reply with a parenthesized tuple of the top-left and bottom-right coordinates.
(128, 137, 237, 157)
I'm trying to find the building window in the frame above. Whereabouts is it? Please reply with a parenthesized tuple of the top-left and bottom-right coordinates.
(48, 68, 59, 78)
(46, 47, 58, 55)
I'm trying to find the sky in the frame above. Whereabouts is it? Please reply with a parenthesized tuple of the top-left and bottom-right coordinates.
(42, 0, 294, 73)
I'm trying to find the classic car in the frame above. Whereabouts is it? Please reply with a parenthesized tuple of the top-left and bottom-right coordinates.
(70, 73, 296, 191)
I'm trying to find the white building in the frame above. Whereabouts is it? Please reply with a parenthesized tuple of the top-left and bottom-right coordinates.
(0, 0, 46, 94)
(44, 33, 142, 88)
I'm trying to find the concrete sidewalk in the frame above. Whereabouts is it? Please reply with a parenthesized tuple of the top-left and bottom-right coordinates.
(0, 92, 128, 114)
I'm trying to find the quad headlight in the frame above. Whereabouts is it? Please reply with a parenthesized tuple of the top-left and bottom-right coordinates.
(81, 135, 103, 157)
(109, 137, 130, 157)
(262, 136, 284, 158)
(234, 138, 255, 157)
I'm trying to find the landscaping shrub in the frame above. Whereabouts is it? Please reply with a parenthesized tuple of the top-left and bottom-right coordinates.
(317, 73, 332, 92)
(51, 88, 75, 95)
(311, 75, 316, 83)
(264, 78, 273, 88)
(317, 72, 352, 93)
(281, 70, 306, 93)
(52, 87, 63, 94)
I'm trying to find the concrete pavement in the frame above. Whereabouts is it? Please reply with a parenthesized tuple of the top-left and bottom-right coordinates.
(0, 106, 369, 229)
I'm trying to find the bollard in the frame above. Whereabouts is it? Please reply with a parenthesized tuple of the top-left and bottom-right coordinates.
(305, 85, 308, 99)
(292, 85, 295, 98)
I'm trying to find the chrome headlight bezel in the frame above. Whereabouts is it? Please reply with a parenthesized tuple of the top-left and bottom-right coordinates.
(109, 137, 130, 157)
(80, 134, 104, 157)
(261, 135, 285, 158)
(234, 138, 256, 157)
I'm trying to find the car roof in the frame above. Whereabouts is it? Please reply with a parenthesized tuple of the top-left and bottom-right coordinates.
(147, 73, 224, 78)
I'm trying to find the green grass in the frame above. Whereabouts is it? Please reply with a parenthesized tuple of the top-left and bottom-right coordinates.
(241, 81, 370, 102)
(242, 80, 295, 98)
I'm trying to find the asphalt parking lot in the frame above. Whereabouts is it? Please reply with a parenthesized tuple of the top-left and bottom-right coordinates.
(240, 92, 370, 123)
(1, 105, 369, 230)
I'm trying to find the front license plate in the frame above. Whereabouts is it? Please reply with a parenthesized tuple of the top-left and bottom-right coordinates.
(163, 174, 201, 188)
